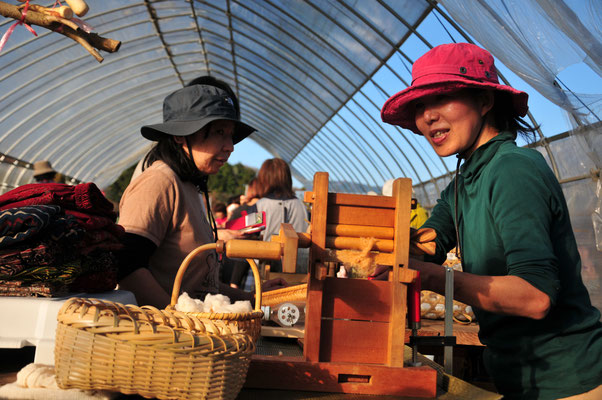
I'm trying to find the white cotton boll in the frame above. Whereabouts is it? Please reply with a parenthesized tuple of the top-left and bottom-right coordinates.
(425, 313, 437, 319)
(203, 293, 232, 313)
(421, 303, 431, 311)
(175, 292, 204, 312)
(16, 364, 57, 388)
(453, 304, 460, 312)
(434, 304, 445, 312)
(225, 300, 252, 313)
(465, 306, 473, 314)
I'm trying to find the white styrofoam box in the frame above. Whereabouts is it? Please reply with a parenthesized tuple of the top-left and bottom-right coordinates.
(0, 290, 137, 365)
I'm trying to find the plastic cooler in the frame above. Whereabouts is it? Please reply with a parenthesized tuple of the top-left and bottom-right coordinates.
(0, 290, 137, 365)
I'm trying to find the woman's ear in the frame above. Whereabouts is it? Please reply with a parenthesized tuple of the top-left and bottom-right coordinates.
(479, 90, 495, 117)
(173, 135, 186, 145)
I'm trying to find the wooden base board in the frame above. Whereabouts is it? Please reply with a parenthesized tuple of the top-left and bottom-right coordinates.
(245, 355, 437, 397)
(261, 325, 304, 338)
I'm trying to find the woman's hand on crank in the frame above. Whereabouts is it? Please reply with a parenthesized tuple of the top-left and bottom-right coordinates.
(262, 277, 289, 291)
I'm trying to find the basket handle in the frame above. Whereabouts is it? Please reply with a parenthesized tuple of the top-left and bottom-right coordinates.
(170, 243, 262, 311)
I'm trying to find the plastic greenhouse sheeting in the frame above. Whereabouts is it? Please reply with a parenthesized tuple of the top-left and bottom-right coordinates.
(0, 0, 600, 311)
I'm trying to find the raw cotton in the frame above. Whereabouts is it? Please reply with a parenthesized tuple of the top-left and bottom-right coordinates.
(331, 237, 378, 278)
(175, 292, 252, 313)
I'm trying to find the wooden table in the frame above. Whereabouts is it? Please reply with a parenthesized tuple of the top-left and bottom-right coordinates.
(406, 319, 482, 346)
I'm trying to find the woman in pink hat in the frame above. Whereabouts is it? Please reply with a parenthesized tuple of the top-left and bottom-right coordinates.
(381, 43, 601, 399)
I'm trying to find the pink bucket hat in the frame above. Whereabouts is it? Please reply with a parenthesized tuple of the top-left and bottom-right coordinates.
(380, 43, 529, 134)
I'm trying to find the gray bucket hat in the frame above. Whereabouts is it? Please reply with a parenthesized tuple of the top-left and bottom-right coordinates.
(141, 85, 255, 144)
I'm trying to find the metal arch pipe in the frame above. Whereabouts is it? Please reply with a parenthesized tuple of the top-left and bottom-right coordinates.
(204, 54, 329, 150)
(71, 111, 157, 181)
(1, 44, 177, 150)
(328, 115, 388, 183)
(25, 72, 175, 180)
(0, 31, 157, 108)
(311, 134, 370, 193)
(203, 41, 331, 133)
(4, 55, 178, 164)
(301, 138, 358, 193)
(143, 0, 184, 86)
(60, 105, 159, 178)
(295, 137, 357, 193)
(201, 0, 437, 186)
(54, 86, 172, 176)
(319, 123, 383, 190)
(310, 125, 371, 193)
(188, 0, 210, 72)
(188, 11, 340, 119)
(224, 0, 241, 100)
(24, 62, 175, 162)
(323, 122, 383, 189)
(254, 0, 429, 166)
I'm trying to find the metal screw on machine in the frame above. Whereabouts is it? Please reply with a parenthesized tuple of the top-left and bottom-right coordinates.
(444, 266, 454, 375)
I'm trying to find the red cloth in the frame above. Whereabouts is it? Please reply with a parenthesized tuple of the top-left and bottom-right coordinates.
(0, 183, 115, 218)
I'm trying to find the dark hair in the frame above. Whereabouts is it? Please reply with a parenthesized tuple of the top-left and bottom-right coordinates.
(142, 124, 212, 186)
(257, 158, 295, 199)
(489, 91, 539, 142)
(212, 202, 227, 214)
(186, 76, 240, 119)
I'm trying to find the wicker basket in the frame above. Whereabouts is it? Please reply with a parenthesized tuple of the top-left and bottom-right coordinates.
(55, 297, 254, 400)
(166, 243, 264, 342)
(261, 283, 307, 307)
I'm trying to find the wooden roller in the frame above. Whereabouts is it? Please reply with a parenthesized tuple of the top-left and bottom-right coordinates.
(326, 224, 393, 239)
(224, 239, 282, 260)
(325, 236, 394, 252)
(410, 227, 437, 243)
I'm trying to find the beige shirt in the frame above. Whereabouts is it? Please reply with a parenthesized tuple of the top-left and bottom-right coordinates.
(119, 161, 219, 298)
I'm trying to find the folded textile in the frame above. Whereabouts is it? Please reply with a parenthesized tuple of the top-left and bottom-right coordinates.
(68, 251, 118, 293)
(0, 279, 67, 297)
(0, 183, 115, 218)
(0, 243, 58, 277)
(65, 210, 123, 235)
(0, 206, 62, 249)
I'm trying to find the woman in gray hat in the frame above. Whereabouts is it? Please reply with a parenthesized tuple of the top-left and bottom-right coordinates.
(117, 84, 285, 308)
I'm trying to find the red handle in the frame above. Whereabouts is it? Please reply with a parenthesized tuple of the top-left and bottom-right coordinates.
(407, 270, 421, 329)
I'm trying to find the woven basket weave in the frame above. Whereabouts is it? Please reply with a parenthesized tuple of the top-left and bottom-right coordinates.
(55, 297, 254, 400)
(166, 244, 264, 342)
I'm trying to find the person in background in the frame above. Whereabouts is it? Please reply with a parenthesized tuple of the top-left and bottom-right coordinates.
(117, 84, 286, 308)
(382, 178, 429, 229)
(220, 177, 264, 289)
(255, 158, 309, 273)
(228, 177, 262, 222)
(212, 202, 227, 228)
(32, 160, 58, 183)
(379, 42, 602, 399)
(226, 195, 241, 221)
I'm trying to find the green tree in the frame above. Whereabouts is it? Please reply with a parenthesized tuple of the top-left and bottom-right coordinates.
(104, 163, 137, 203)
(209, 162, 256, 203)
(105, 162, 256, 205)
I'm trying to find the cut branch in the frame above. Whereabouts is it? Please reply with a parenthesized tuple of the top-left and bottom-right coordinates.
(0, 1, 121, 62)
